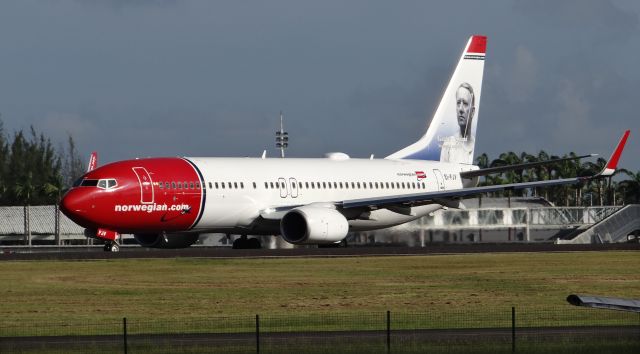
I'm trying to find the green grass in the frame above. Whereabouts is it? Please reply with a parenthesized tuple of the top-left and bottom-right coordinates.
(0, 251, 638, 332)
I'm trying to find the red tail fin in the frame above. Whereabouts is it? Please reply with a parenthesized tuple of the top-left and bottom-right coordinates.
(87, 151, 98, 172)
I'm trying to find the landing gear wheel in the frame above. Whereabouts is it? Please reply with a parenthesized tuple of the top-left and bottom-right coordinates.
(103, 241, 120, 252)
(232, 237, 247, 249)
(232, 236, 262, 249)
(248, 238, 261, 249)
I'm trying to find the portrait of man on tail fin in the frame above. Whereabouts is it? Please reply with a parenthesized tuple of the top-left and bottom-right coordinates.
(440, 82, 476, 163)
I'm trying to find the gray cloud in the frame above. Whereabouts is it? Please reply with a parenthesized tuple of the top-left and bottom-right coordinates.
(0, 0, 639, 170)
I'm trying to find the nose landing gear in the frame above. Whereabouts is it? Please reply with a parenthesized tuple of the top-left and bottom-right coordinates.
(103, 241, 120, 252)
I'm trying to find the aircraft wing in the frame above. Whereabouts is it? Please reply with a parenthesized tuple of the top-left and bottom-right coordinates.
(340, 176, 588, 209)
(259, 130, 629, 218)
(342, 130, 630, 210)
(460, 154, 596, 179)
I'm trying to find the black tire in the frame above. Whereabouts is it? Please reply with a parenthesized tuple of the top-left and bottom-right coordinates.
(248, 238, 261, 249)
(232, 238, 246, 249)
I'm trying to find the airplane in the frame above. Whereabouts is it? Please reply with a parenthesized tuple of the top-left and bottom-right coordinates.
(59, 35, 630, 252)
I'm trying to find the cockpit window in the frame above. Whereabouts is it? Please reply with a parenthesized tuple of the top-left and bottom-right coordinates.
(73, 177, 84, 187)
(93, 179, 118, 189)
(80, 179, 99, 187)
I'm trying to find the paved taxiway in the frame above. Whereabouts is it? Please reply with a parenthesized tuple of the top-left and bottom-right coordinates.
(1, 243, 638, 261)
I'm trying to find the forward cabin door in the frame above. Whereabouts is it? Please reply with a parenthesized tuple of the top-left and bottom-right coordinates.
(278, 177, 288, 198)
(132, 167, 154, 204)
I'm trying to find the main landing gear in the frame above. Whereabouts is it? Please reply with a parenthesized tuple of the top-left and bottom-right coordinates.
(232, 235, 262, 249)
(103, 241, 120, 252)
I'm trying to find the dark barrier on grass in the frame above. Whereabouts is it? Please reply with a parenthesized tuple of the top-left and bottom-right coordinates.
(1, 307, 639, 354)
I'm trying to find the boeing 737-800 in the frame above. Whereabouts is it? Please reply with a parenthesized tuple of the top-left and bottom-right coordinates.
(60, 35, 630, 251)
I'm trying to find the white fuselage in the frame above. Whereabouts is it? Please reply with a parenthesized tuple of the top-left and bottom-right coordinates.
(188, 157, 476, 234)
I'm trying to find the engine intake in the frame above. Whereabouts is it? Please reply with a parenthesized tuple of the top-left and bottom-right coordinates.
(280, 206, 349, 244)
(134, 232, 199, 249)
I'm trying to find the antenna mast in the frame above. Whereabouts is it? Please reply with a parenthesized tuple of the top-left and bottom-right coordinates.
(275, 111, 288, 158)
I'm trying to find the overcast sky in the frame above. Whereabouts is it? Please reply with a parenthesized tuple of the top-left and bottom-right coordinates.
(1, 0, 639, 170)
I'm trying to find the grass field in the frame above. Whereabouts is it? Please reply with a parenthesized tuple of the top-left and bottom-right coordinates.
(0, 251, 638, 326)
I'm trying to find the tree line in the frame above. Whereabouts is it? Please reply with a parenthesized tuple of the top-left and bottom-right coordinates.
(0, 120, 84, 206)
(475, 151, 640, 206)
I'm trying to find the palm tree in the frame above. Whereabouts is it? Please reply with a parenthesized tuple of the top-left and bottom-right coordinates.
(582, 158, 608, 206)
(617, 169, 640, 204)
(536, 150, 551, 200)
(14, 171, 35, 205)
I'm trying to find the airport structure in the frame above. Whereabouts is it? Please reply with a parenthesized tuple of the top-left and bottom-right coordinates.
(0, 199, 637, 248)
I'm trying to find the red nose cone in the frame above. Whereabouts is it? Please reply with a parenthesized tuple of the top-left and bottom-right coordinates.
(60, 190, 79, 216)
(59, 189, 95, 228)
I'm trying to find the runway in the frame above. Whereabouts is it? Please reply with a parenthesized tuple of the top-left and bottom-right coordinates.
(1, 243, 638, 261)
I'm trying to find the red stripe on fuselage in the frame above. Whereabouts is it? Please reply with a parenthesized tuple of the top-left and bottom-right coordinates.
(60, 157, 203, 234)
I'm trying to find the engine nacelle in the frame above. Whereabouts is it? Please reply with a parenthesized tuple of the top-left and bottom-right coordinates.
(134, 232, 199, 249)
(280, 206, 349, 244)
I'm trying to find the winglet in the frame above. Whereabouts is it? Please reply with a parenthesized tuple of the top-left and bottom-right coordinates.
(87, 151, 98, 172)
(600, 130, 630, 177)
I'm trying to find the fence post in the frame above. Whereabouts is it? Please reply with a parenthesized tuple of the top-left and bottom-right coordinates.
(54, 204, 61, 246)
(511, 307, 516, 353)
(123, 317, 128, 354)
(386, 310, 391, 354)
(24, 205, 31, 246)
(256, 314, 260, 354)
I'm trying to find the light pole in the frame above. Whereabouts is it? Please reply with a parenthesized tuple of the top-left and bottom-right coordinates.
(275, 111, 288, 158)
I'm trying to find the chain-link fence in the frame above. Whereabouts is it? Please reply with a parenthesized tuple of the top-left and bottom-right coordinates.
(1, 307, 638, 353)
(0, 205, 84, 245)
(0, 205, 629, 246)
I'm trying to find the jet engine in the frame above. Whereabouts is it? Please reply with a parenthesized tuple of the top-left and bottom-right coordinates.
(134, 232, 200, 249)
(280, 206, 349, 244)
